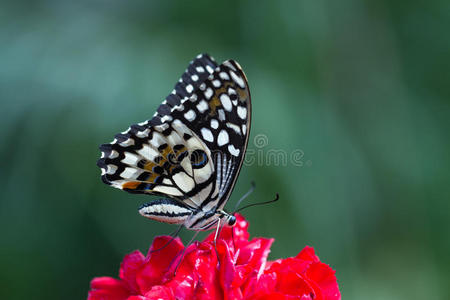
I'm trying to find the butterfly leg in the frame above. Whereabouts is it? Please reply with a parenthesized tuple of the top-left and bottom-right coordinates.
(172, 230, 200, 276)
(213, 218, 222, 242)
(213, 218, 229, 262)
(148, 224, 184, 254)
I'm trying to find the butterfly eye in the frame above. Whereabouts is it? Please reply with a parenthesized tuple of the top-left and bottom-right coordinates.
(190, 149, 208, 169)
(227, 215, 236, 226)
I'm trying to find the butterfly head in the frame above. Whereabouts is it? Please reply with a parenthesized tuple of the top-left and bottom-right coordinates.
(214, 209, 236, 227)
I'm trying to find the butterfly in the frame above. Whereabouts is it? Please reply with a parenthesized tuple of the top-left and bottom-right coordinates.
(97, 54, 251, 231)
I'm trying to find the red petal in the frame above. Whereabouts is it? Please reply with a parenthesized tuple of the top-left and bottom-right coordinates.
(216, 240, 242, 300)
(164, 277, 195, 300)
(119, 250, 146, 293)
(267, 258, 311, 277)
(233, 213, 250, 240)
(88, 277, 131, 300)
(135, 236, 184, 294)
(143, 285, 175, 299)
(305, 262, 341, 300)
(242, 272, 277, 297)
(276, 271, 315, 297)
(251, 292, 301, 300)
(234, 238, 273, 291)
(174, 242, 222, 299)
(295, 246, 319, 263)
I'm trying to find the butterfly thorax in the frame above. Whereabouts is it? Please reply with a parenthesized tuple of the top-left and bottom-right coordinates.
(184, 208, 236, 231)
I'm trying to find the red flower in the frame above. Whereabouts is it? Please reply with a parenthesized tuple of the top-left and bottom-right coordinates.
(88, 214, 340, 300)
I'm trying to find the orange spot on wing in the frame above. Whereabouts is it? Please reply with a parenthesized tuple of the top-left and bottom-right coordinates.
(144, 161, 156, 171)
(238, 87, 249, 102)
(209, 96, 221, 116)
(122, 181, 141, 190)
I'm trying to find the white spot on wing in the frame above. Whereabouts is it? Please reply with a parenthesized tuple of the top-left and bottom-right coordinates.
(218, 109, 225, 121)
(220, 94, 232, 111)
(150, 131, 166, 149)
(121, 152, 140, 165)
(109, 150, 119, 159)
(226, 122, 241, 135)
(189, 94, 198, 102)
(158, 123, 169, 131)
(137, 144, 158, 161)
(119, 138, 135, 147)
(161, 115, 173, 122)
(196, 66, 205, 73)
(212, 80, 221, 88)
(237, 106, 247, 119)
(205, 87, 213, 99)
(186, 84, 193, 93)
(172, 104, 184, 112)
(219, 72, 230, 80)
(210, 119, 219, 129)
(136, 129, 150, 138)
(228, 144, 240, 156)
(217, 130, 229, 146)
(184, 109, 196, 121)
(201, 128, 214, 142)
(121, 167, 138, 179)
(223, 61, 237, 71)
(230, 70, 245, 88)
(197, 100, 208, 113)
(106, 164, 117, 175)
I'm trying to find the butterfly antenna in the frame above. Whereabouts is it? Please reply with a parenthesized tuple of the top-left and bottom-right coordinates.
(233, 181, 256, 211)
(235, 193, 280, 213)
(149, 224, 184, 254)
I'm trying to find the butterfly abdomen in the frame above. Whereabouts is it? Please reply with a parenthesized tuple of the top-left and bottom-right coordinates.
(139, 198, 192, 224)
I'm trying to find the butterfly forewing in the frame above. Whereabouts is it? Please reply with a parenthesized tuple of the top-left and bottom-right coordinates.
(171, 59, 251, 211)
(150, 54, 217, 125)
(97, 54, 251, 222)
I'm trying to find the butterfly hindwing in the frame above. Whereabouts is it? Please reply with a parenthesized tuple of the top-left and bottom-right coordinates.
(97, 54, 251, 212)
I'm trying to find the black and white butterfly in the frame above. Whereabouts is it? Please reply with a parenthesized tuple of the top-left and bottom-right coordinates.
(97, 54, 251, 231)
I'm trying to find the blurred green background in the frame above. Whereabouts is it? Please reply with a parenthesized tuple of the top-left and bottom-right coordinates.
(1, 0, 449, 299)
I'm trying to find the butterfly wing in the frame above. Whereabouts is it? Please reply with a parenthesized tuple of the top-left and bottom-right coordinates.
(97, 54, 251, 211)
(173, 59, 251, 212)
(150, 54, 218, 125)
